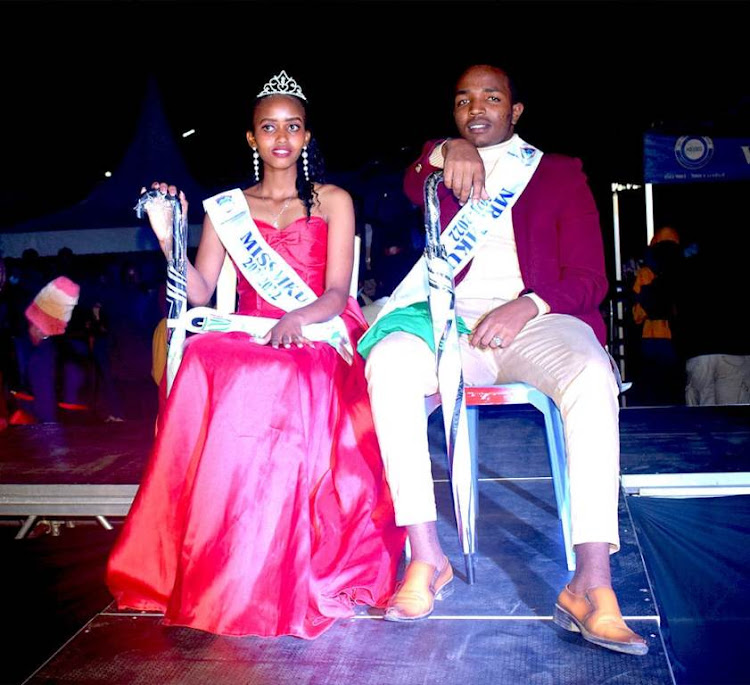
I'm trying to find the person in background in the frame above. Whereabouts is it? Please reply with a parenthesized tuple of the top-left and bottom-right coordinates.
(16, 276, 81, 423)
(8, 249, 47, 402)
(0, 256, 10, 431)
(630, 225, 685, 405)
(87, 288, 125, 422)
(359, 63, 647, 655)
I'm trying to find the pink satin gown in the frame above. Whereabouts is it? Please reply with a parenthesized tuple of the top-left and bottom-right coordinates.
(106, 216, 405, 638)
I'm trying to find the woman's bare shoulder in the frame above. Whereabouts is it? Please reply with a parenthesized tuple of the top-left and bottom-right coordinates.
(314, 182, 352, 203)
(312, 183, 353, 220)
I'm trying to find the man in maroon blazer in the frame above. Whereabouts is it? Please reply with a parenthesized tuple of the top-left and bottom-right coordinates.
(361, 64, 647, 655)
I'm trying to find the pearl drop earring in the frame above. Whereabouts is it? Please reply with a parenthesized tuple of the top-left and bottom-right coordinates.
(302, 146, 309, 182)
(253, 148, 260, 182)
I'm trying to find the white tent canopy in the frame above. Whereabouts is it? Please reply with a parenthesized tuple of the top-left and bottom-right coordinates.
(0, 78, 209, 259)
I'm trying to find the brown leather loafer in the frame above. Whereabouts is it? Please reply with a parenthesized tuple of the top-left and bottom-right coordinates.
(554, 585, 649, 655)
(384, 556, 454, 622)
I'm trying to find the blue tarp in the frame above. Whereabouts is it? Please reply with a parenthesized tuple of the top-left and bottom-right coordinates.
(628, 495, 750, 684)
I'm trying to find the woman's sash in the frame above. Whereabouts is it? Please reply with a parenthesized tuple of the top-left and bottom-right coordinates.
(181, 307, 353, 365)
(190, 188, 353, 363)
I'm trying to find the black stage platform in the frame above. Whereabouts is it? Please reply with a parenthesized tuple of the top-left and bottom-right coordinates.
(2, 404, 749, 684)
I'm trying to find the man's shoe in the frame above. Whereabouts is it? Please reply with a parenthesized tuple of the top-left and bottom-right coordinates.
(384, 556, 454, 622)
(554, 585, 649, 655)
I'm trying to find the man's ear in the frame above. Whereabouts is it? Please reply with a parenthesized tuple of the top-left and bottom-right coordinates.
(511, 103, 525, 126)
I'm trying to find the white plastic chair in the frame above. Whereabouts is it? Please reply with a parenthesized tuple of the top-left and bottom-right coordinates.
(426, 383, 575, 576)
(426, 374, 632, 578)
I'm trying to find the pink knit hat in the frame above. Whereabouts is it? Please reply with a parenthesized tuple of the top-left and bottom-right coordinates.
(25, 276, 80, 337)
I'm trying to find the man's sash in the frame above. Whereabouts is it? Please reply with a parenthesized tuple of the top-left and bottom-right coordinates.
(195, 188, 353, 363)
(358, 134, 543, 355)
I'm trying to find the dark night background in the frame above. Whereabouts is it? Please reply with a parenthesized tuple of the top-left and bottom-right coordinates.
(1, 6, 749, 683)
(1, 0, 749, 255)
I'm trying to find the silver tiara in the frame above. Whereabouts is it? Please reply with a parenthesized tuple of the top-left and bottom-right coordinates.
(256, 70, 307, 101)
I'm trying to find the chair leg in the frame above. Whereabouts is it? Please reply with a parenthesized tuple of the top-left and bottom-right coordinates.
(526, 389, 576, 571)
(465, 405, 480, 584)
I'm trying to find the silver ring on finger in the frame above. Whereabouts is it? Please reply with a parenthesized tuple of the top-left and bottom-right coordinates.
(491, 335, 503, 348)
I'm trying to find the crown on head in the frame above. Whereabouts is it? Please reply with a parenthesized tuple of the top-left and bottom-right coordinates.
(256, 70, 307, 101)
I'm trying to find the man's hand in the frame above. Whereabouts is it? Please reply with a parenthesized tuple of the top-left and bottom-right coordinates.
(442, 138, 489, 205)
(469, 297, 538, 349)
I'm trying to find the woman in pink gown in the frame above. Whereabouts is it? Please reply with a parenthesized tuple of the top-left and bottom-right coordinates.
(106, 71, 405, 639)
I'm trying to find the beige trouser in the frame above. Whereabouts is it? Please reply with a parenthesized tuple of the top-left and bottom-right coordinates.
(365, 311, 622, 551)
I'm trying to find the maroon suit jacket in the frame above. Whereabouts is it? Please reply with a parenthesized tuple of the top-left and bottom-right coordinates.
(404, 139, 609, 345)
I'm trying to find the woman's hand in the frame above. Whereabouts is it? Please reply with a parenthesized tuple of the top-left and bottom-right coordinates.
(256, 312, 314, 350)
(138, 182, 188, 257)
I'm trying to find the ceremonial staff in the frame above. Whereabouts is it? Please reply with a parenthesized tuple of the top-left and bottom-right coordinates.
(135, 187, 188, 396)
(423, 171, 477, 583)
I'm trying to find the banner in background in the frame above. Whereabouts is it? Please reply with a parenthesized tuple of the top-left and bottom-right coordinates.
(644, 133, 750, 184)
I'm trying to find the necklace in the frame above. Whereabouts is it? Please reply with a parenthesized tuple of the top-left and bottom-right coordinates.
(244, 188, 297, 228)
(270, 196, 293, 228)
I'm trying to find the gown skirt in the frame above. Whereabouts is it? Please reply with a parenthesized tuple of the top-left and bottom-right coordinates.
(106, 216, 406, 638)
